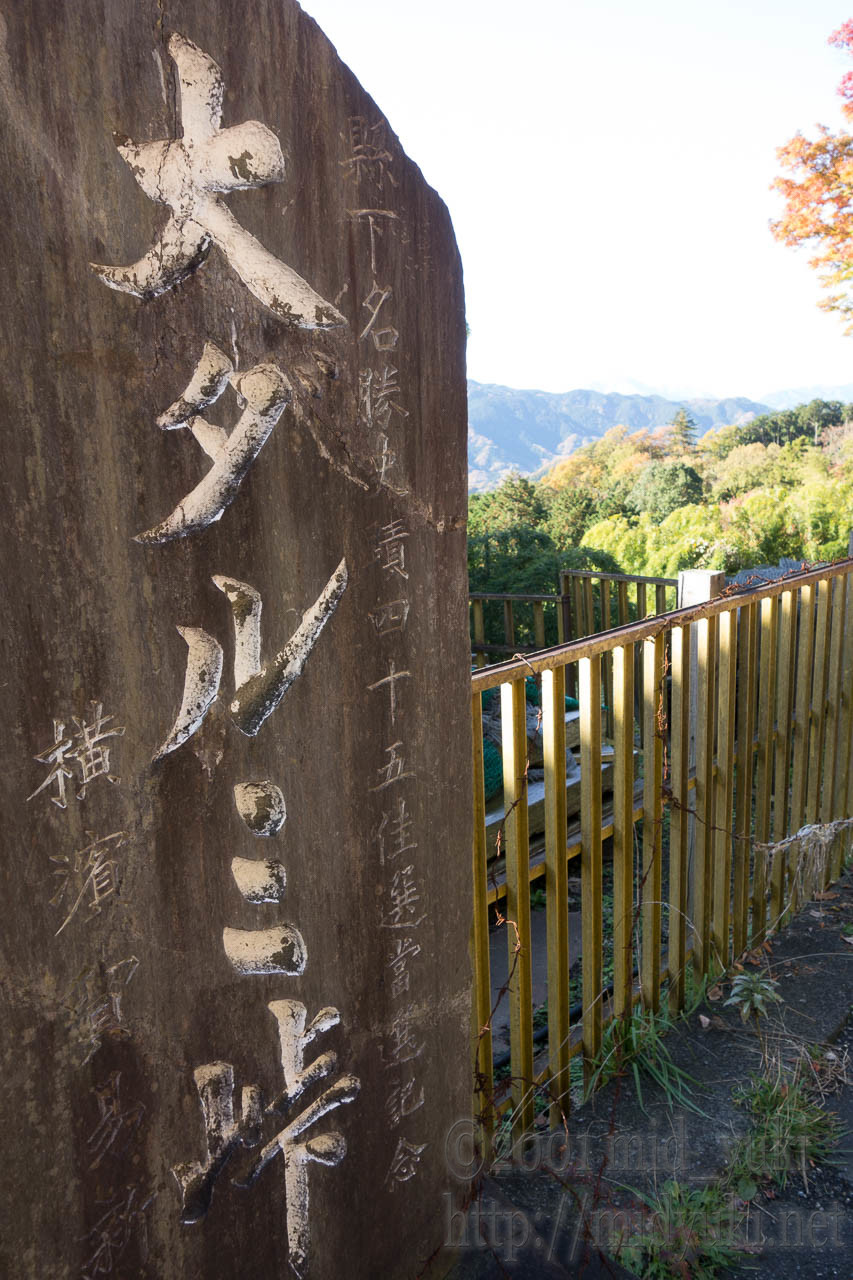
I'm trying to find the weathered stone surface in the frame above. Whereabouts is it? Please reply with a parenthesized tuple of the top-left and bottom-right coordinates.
(0, 4, 470, 1276)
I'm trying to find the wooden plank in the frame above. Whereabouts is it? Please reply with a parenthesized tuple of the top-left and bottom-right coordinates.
(602, 580, 614, 739)
(636, 581, 647, 755)
(789, 583, 815, 915)
(542, 666, 570, 1125)
(806, 579, 831, 827)
(470, 692, 493, 1131)
(693, 615, 716, 976)
(557, 572, 569, 645)
(712, 608, 737, 971)
(601, 579, 612, 633)
(668, 624, 690, 1014)
(612, 644, 635, 1023)
(503, 599, 516, 653)
(733, 602, 757, 956)
(580, 655, 603, 1087)
(641, 634, 665, 1011)
(584, 575, 595, 638)
(617, 580, 629, 627)
(573, 576, 586, 640)
(820, 575, 847, 841)
(772, 589, 796, 926)
(655, 584, 667, 616)
(500, 677, 534, 1138)
(472, 599, 486, 669)
(753, 595, 778, 945)
(533, 600, 546, 651)
(834, 572, 853, 881)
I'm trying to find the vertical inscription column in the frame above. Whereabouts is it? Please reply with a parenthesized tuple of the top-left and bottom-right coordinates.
(0, 6, 470, 1278)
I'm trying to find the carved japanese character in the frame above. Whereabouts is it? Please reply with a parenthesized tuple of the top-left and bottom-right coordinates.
(136, 343, 290, 544)
(92, 34, 345, 328)
(173, 1001, 359, 1275)
(370, 741, 415, 792)
(87, 1071, 146, 1170)
(367, 659, 411, 725)
(50, 830, 127, 935)
(154, 558, 347, 758)
(385, 1136, 427, 1190)
(28, 703, 125, 809)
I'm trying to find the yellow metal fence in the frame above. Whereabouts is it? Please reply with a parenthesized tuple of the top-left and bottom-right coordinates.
(470, 558, 853, 1139)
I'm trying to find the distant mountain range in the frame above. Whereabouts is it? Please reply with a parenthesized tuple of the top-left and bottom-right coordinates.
(467, 382, 771, 491)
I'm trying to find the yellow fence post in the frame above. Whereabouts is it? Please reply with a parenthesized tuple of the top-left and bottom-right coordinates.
(533, 600, 546, 651)
(820, 577, 847, 883)
(613, 643, 635, 1024)
(580, 655, 603, 1087)
(712, 608, 737, 972)
(753, 595, 778, 945)
(733, 602, 757, 954)
(641, 634, 665, 1011)
(542, 665, 570, 1125)
(693, 614, 717, 975)
(668, 624, 690, 1014)
(772, 589, 796, 925)
(501, 677, 534, 1139)
(471, 691, 494, 1135)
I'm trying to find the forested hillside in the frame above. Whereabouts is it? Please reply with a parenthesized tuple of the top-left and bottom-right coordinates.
(468, 400, 853, 597)
(467, 381, 769, 490)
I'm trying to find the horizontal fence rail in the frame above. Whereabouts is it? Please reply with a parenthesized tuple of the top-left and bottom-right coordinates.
(470, 571, 678, 666)
(470, 556, 853, 1141)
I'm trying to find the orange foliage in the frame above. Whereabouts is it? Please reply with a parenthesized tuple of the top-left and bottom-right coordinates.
(772, 22, 853, 330)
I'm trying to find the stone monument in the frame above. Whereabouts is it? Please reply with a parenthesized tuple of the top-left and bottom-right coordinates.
(0, 4, 471, 1276)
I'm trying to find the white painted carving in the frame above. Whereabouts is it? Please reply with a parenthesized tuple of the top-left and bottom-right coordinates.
(233, 780, 286, 836)
(154, 627, 223, 761)
(219, 558, 349, 736)
(153, 559, 347, 759)
(92, 33, 346, 328)
(222, 925, 306, 976)
(173, 1000, 359, 1276)
(28, 703, 125, 809)
(238, 1001, 360, 1274)
(136, 344, 291, 544)
(230, 857, 287, 903)
(212, 576, 263, 688)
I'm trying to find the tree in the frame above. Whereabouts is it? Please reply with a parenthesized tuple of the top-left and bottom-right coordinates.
(772, 21, 853, 330)
(468, 471, 548, 536)
(628, 461, 703, 521)
(667, 407, 697, 453)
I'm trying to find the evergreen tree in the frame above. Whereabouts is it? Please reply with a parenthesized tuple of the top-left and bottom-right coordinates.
(668, 407, 697, 453)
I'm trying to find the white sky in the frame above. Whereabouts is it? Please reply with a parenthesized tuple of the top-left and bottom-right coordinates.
(301, 0, 853, 401)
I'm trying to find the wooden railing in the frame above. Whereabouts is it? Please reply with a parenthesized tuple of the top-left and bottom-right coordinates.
(470, 558, 853, 1139)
